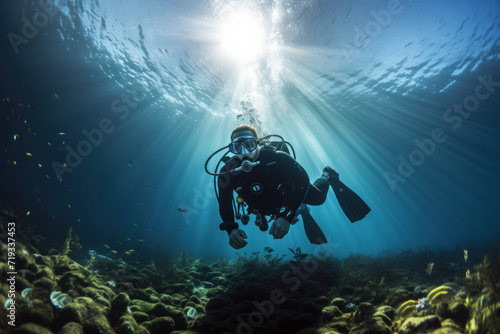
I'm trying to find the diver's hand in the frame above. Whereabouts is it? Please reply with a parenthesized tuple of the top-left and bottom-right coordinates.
(269, 217, 290, 239)
(229, 229, 248, 249)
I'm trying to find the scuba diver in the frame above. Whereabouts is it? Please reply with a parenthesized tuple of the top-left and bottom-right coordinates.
(205, 124, 370, 249)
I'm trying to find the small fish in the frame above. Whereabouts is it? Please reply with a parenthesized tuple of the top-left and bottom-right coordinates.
(128, 249, 135, 253)
(26, 152, 32, 156)
(13, 134, 18, 141)
(58, 132, 66, 135)
(131, 223, 138, 227)
(127, 164, 132, 167)
(104, 245, 110, 249)
(138, 239, 145, 243)
(126, 238, 131, 241)
(178, 207, 187, 212)
(37, 163, 42, 168)
(26, 211, 30, 216)
(13, 161, 17, 165)
(110, 250, 117, 255)
(124, 251, 132, 255)
(67, 204, 71, 208)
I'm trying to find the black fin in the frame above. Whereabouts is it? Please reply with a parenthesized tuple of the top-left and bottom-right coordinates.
(298, 205, 327, 244)
(331, 179, 371, 223)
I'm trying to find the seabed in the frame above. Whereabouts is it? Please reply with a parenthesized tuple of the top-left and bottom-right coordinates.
(0, 205, 499, 334)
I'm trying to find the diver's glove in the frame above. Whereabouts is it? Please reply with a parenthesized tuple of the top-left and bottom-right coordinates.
(229, 229, 248, 249)
(269, 217, 290, 239)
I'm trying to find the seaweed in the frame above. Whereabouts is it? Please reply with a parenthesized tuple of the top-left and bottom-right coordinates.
(84, 254, 95, 269)
(484, 252, 500, 299)
(459, 250, 500, 333)
(52, 226, 83, 268)
(232, 249, 288, 276)
(459, 250, 500, 298)
(289, 247, 308, 264)
(54, 227, 73, 266)
(178, 250, 195, 268)
(143, 260, 165, 287)
(235, 252, 263, 274)
(342, 252, 372, 272)
(263, 247, 286, 267)
(425, 262, 434, 276)
(370, 276, 385, 297)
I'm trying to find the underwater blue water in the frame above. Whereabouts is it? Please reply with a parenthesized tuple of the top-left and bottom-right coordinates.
(1, 0, 499, 260)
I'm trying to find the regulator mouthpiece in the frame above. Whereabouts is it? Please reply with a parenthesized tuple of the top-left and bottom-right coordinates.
(241, 160, 253, 172)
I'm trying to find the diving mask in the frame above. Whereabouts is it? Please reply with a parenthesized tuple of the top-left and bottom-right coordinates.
(228, 135, 259, 154)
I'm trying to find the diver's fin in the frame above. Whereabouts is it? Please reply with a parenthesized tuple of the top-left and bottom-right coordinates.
(330, 179, 371, 223)
(297, 205, 327, 244)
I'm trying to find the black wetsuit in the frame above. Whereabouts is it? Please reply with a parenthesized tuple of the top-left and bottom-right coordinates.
(217, 146, 330, 234)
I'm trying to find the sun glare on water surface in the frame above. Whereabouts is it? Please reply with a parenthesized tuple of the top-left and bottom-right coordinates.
(218, 8, 267, 63)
